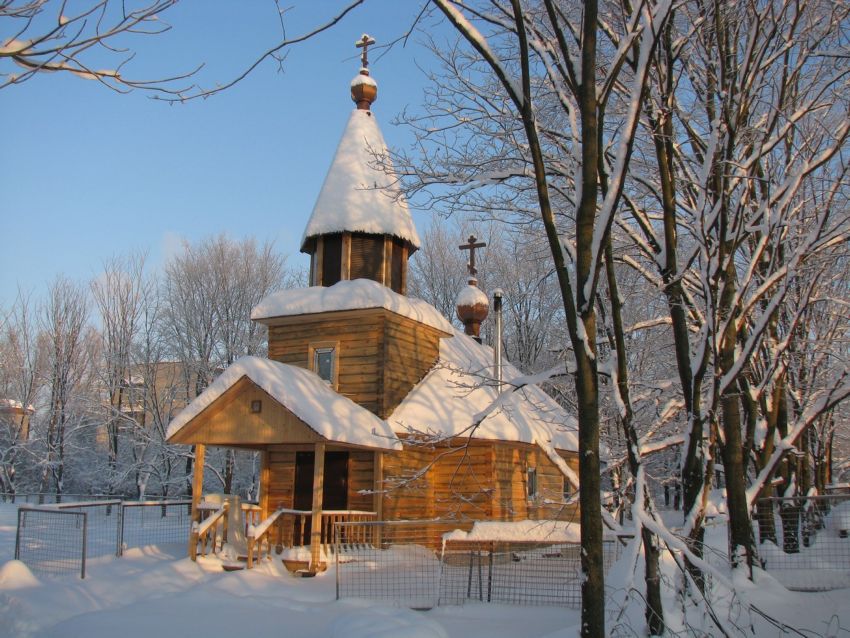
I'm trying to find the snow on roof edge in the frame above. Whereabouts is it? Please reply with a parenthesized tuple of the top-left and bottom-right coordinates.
(251, 279, 453, 334)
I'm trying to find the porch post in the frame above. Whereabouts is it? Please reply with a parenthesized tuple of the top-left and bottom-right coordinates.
(188, 443, 206, 559)
(259, 449, 270, 518)
(309, 442, 325, 571)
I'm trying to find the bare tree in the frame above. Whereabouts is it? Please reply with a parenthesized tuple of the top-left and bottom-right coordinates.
(0, 0, 203, 92)
(91, 251, 148, 486)
(162, 234, 287, 493)
(0, 290, 44, 495)
(399, 1, 675, 634)
(38, 276, 94, 498)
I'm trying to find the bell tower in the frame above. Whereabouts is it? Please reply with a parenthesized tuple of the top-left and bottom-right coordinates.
(300, 34, 419, 295)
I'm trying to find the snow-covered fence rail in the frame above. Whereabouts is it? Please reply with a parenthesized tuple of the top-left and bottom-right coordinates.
(14, 500, 194, 578)
(754, 494, 850, 591)
(334, 520, 626, 609)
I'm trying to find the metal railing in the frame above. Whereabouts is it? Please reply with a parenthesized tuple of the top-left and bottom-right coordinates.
(1, 492, 182, 505)
(753, 493, 850, 591)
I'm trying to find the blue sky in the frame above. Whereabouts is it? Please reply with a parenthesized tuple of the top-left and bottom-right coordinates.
(1, 1, 447, 308)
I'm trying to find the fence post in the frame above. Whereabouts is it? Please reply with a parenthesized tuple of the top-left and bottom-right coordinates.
(81, 512, 87, 579)
(14, 509, 23, 560)
(335, 522, 340, 600)
(487, 542, 494, 602)
(117, 502, 124, 557)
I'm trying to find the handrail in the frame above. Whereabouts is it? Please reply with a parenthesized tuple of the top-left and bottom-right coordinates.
(195, 504, 227, 537)
(244, 509, 378, 569)
(248, 508, 287, 539)
(190, 503, 228, 561)
(246, 508, 289, 569)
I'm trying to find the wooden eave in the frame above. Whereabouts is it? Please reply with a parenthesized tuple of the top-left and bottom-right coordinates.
(166, 375, 383, 451)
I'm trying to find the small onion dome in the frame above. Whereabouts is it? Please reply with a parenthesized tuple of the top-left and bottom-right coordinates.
(456, 278, 489, 339)
(351, 68, 377, 110)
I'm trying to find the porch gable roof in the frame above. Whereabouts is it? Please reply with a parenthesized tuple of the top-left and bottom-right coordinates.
(166, 356, 401, 450)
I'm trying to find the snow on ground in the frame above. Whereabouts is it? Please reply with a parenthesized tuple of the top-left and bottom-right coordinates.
(2, 503, 850, 637)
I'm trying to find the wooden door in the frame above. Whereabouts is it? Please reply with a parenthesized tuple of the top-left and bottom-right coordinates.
(293, 451, 349, 544)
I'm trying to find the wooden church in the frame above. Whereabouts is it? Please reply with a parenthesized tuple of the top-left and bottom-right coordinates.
(166, 37, 579, 569)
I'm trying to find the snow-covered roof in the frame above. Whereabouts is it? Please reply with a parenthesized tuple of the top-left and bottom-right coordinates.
(166, 356, 401, 450)
(251, 279, 453, 334)
(300, 108, 420, 250)
(388, 329, 579, 454)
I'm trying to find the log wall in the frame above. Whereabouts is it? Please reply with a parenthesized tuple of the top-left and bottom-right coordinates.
(259, 442, 579, 526)
(266, 308, 445, 418)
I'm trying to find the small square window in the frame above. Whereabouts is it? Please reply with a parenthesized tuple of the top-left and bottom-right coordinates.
(250, 400, 262, 413)
(314, 347, 335, 384)
(527, 467, 538, 500)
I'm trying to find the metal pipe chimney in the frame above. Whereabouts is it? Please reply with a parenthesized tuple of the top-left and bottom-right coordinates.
(493, 289, 503, 387)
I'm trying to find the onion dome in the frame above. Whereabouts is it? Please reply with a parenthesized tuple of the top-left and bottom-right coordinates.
(351, 68, 377, 110)
(456, 277, 489, 341)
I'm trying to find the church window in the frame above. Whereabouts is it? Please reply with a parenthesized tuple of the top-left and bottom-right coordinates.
(322, 235, 342, 286)
(314, 347, 335, 384)
(527, 467, 538, 500)
(391, 237, 404, 293)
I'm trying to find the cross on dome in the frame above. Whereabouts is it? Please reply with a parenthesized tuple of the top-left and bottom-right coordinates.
(356, 34, 376, 69)
(459, 235, 486, 278)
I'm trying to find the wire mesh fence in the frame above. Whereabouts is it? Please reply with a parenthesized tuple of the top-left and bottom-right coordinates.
(15, 507, 88, 579)
(334, 520, 626, 609)
(13, 500, 194, 578)
(119, 500, 192, 554)
(753, 494, 850, 591)
(440, 539, 623, 607)
(334, 520, 460, 609)
(52, 500, 123, 560)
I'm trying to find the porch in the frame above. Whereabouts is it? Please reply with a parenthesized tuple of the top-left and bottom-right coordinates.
(187, 441, 386, 574)
(163, 361, 401, 574)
